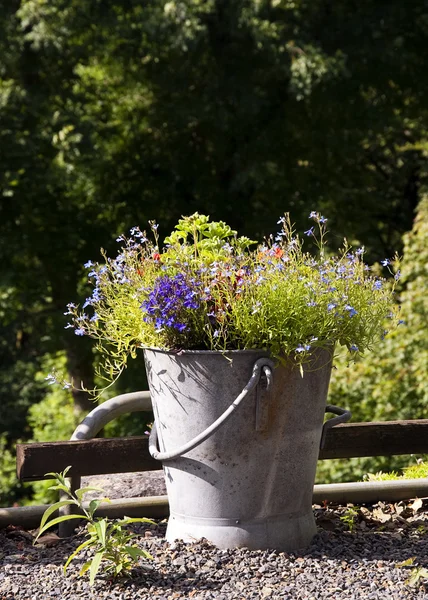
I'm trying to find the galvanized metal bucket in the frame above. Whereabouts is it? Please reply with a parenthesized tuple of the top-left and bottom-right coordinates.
(144, 347, 347, 551)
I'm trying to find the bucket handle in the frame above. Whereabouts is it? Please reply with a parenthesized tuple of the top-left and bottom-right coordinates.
(148, 357, 275, 461)
(320, 404, 352, 449)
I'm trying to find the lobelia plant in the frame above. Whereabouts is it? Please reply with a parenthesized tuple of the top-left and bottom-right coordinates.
(34, 467, 154, 585)
(51, 211, 401, 396)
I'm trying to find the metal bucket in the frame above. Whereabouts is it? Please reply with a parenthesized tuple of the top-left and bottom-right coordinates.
(144, 347, 340, 551)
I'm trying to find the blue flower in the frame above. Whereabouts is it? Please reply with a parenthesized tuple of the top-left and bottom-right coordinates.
(45, 374, 57, 385)
(84, 260, 95, 268)
(64, 303, 76, 315)
(327, 303, 337, 312)
(345, 305, 357, 317)
(295, 344, 311, 353)
(309, 211, 318, 219)
(394, 270, 401, 281)
(381, 259, 390, 267)
(75, 327, 85, 336)
(373, 280, 382, 291)
(304, 227, 315, 237)
(349, 344, 359, 352)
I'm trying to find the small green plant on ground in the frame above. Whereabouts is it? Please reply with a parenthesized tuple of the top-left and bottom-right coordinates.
(35, 467, 154, 585)
(397, 558, 428, 588)
(364, 458, 428, 482)
(340, 506, 359, 532)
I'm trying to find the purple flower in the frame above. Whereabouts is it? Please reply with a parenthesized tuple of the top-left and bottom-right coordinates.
(349, 344, 359, 352)
(141, 273, 201, 335)
(394, 270, 401, 281)
(327, 303, 337, 312)
(304, 227, 315, 237)
(84, 260, 95, 268)
(373, 280, 382, 291)
(381, 259, 390, 267)
(74, 327, 85, 336)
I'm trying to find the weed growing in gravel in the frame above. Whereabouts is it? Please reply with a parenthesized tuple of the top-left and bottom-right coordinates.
(340, 506, 359, 532)
(34, 467, 154, 585)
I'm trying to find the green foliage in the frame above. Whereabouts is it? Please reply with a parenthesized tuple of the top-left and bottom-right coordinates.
(318, 196, 428, 483)
(365, 460, 428, 481)
(35, 468, 154, 585)
(340, 506, 358, 532)
(64, 212, 400, 395)
(0, 434, 25, 507)
(26, 380, 81, 505)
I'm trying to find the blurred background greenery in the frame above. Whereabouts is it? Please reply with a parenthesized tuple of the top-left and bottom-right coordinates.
(0, 0, 427, 505)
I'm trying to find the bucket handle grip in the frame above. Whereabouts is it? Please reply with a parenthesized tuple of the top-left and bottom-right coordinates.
(148, 357, 275, 461)
(320, 404, 352, 449)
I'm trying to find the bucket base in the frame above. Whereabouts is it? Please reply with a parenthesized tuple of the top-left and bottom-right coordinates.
(166, 510, 317, 552)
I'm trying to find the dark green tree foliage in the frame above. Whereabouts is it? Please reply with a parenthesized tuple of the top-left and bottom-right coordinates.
(0, 0, 427, 500)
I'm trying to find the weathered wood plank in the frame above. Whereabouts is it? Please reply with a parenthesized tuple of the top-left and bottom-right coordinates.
(16, 436, 161, 481)
(320, 419, 428, 459)
(17, 420, 428, 481)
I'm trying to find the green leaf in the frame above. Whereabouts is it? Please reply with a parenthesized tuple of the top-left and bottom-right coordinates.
(46, 483, 72, 495)
(397, 557, 416, 567)
(64, 538, 94, 573)
(87, 499, 102, 518)
(124, 545, 153, 561)
(89, 551, 104, 586)
(75, 486, 105, 501)
(36, 514, 86, 538)
(45, 466, 72, 481)
(117, 517, 155, 526)
(93, 519, 107, 547)
(36, 500, 79, 539)
(79, 560, 92, 577)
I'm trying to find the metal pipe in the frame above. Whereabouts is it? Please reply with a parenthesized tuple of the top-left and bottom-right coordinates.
(71, 391, 152, 440)
(5, 478, 428, 531)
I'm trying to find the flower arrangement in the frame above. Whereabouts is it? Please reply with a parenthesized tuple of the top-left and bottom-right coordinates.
(62, 212, 400, 394)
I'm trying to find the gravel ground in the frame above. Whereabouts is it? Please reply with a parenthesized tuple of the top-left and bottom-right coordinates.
(1, 497, 428, 599)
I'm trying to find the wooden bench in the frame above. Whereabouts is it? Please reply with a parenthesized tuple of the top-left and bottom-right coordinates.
(12, 390, 428, 535)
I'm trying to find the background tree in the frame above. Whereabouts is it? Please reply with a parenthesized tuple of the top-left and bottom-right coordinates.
(1, 0, 428, 504)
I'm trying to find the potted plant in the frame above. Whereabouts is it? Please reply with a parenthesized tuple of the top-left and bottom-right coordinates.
(61, 212, 400, 551)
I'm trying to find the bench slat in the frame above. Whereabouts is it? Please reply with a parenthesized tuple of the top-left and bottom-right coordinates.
(16, 436, 161, 481)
